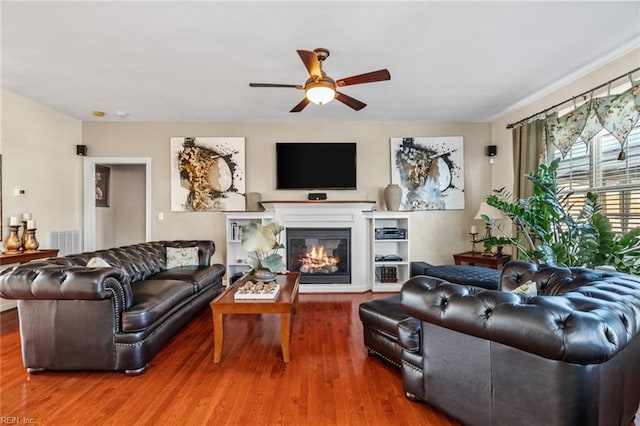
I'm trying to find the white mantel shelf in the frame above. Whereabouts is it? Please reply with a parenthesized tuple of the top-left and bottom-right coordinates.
(261, 200, 375, 209)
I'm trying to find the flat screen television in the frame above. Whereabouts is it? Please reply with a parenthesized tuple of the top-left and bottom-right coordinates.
(276, 142, 357, 190)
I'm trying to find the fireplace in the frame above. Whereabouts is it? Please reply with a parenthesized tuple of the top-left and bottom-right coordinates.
(286, 228, 351, 284)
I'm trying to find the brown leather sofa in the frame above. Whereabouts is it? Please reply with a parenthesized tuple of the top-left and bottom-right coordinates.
(0, 240, 225, 375)
(400, 261, 640, 426)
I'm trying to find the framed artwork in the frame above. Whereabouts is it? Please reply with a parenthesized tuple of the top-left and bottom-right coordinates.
(95, 165, 110, 208)
(390, 137, 465, 210)
(170, 137, 246, 212)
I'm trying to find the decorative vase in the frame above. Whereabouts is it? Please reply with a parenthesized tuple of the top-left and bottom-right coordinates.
(252, 268, 277, 281)
(246, 192, 262, 212)
(384, 184, 402, 211)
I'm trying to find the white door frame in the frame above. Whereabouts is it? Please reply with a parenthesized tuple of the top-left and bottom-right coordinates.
(83, 157, 152, 251)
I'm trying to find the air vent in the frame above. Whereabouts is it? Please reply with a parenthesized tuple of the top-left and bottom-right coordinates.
(49, 230, 81, 256)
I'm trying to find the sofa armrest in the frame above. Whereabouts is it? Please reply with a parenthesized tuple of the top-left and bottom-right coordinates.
(397, 317, 421, 353)
(0, 263, 132, 309)
(400, 275, 635, 364)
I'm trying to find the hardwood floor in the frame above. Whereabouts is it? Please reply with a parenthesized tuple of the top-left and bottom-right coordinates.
(2, 292, 638, 425)
(0, 293, 458, 425)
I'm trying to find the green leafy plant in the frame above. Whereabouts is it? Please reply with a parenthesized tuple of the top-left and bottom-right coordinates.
(240, 222, 287, 274)
(591, 214, 640, 275)
(481, 158, 638, 270)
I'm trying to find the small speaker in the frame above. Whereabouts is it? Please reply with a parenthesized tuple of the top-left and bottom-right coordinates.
(308, 192, 327, 200)
(487, 145, 497, 157)
(76, 144, 87, 156)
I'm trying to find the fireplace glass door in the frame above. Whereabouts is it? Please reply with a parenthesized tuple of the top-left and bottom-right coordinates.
(286, 228, 351, 284)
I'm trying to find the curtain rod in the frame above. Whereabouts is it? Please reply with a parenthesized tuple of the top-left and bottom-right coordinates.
(506, 67, 640, 130)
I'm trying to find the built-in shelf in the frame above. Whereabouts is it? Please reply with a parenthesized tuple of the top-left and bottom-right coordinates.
(367, 212, 410, 292)
(224, 212, 274, 284)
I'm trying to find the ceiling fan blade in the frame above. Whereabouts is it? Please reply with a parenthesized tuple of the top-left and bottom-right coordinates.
(297, 50, 322, 78)
(335, 92, 367, 111)
(336, 69, 391, 87)
(249, 83, 303, 89)
(290, 97, 310, 113)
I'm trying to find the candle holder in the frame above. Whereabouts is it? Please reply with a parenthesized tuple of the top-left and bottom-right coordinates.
(21, 221, 28, 250)
(24, 228, 40, 252)
(5, 225, 23, 253)
(470, 232, 480, 254)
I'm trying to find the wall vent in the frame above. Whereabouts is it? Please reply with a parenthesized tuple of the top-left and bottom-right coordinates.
(49, 230, 81, 256)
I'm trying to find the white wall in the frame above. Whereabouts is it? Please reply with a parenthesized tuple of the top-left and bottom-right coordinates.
(113, 164, 146, 247)
(1, 89, 83, 310)
(82, 122, 493, 265)
(1, 89, 83, 248)
(95, 164, 146, 249)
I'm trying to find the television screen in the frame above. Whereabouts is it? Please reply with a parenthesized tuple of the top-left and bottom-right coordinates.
(276, 142, 357, 190)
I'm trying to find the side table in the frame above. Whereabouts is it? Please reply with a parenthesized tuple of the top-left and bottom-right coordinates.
(452, 251, 511, 270)
(0, 249, 60, 265)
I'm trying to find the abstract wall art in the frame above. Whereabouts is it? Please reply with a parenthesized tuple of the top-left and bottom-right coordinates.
(390, 136, 464, 210)
(170, 137, 246, 212)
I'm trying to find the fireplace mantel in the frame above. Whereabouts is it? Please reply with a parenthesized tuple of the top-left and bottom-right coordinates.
(260, 201, 376, 293)
(224, 202, 409, 293)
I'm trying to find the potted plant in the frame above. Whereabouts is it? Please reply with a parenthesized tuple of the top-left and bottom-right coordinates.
(481, 158, 639, 272)
(240, 222, 287, 280)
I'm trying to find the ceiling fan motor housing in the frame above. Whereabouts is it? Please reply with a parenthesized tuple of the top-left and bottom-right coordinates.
(313, 48, 330, 62)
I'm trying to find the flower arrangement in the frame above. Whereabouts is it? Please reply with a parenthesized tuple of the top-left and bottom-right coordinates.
(240, 222, 287, 278)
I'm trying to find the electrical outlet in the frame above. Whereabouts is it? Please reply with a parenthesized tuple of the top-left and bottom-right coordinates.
(158, 212, 164, 221)
(14, 187, 26, 197)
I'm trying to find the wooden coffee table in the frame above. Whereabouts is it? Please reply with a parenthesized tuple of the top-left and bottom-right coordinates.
(209, 272, 300, 363)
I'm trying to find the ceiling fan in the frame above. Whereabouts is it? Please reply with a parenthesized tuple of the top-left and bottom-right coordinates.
(249, 48, 391, 113)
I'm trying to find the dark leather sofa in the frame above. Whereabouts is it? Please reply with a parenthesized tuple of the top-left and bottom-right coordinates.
(0, 240, 225, 375)
(400, 261, 640, 426)
(359, 263, 500, 368)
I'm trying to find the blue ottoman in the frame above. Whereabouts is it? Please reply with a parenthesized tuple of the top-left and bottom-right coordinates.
(410, 261, 500, 290)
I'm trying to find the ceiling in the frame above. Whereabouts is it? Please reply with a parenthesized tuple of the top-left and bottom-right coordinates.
(2, 1, 639, 123)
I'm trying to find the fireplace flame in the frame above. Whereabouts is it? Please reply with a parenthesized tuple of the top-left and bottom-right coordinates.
(299, 244, 339, 273)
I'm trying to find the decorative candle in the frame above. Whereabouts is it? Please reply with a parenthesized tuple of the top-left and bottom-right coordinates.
(27, 220, 36, 230)
(22, 212, 32, 221)
(9, 216, 19, 226)
(470, 225, 477, 234)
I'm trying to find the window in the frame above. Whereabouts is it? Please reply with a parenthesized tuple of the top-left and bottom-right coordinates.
(554, 124, 640, 234)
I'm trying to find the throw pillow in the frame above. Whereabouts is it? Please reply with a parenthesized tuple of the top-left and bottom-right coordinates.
(87, 257, 111, 268)
(166, 246, 199, 269)
(511, 280, 537, 296)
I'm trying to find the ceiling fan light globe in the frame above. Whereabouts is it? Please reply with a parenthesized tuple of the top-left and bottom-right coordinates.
(305, 85, 335, 105)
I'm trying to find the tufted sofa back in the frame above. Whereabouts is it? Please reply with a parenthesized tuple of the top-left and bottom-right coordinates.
(499, 260, 619, 295)
(401, 260, 640, 364)
(65, 240, 215, 285)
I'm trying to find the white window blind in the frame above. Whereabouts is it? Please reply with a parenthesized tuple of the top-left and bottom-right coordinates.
(554, 124, 640, 234)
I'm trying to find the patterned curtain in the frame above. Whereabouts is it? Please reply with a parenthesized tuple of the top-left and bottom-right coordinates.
(546, 80, 640, 159)
(545, 100, 590, 157)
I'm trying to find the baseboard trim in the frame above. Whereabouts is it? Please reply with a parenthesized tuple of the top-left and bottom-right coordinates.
(1, 298, 17, 312)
